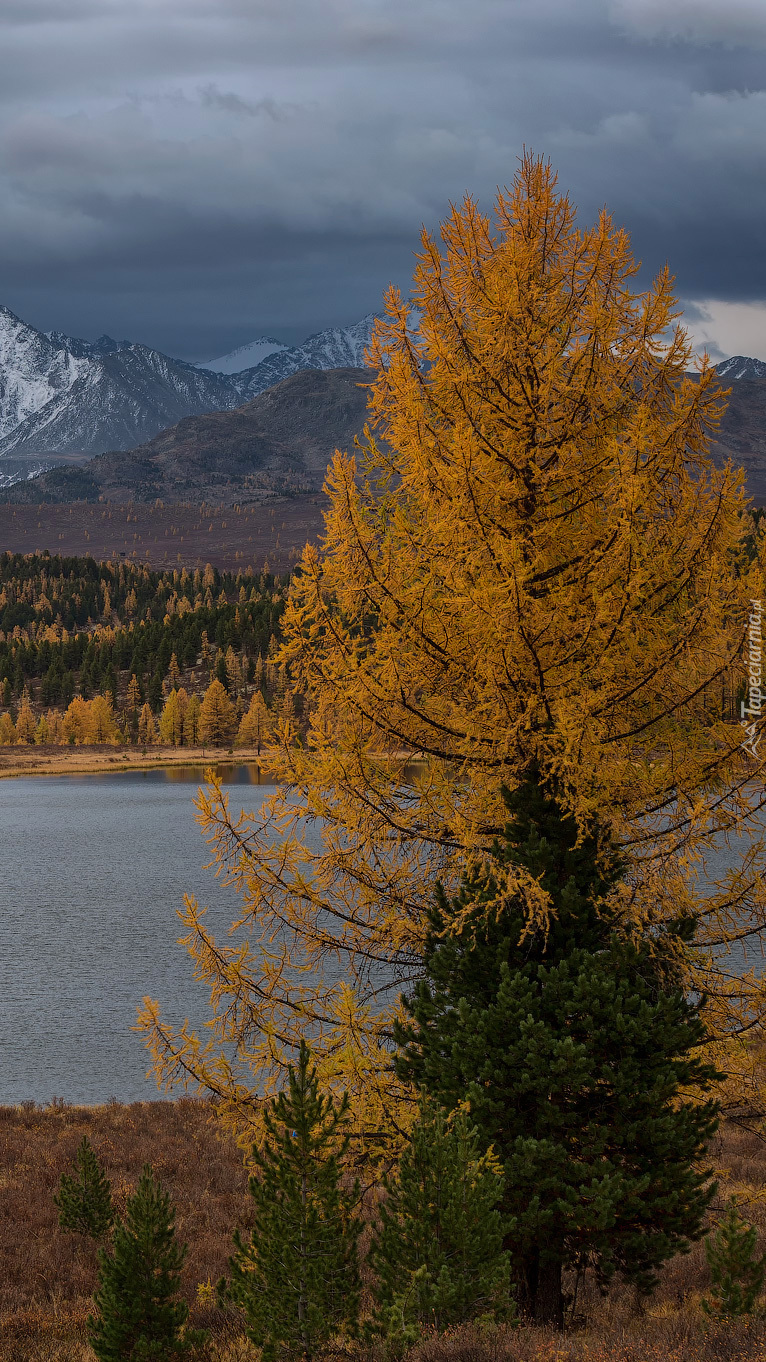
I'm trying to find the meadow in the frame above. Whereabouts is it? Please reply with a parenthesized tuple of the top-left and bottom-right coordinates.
(1, 1100, 765, 1362)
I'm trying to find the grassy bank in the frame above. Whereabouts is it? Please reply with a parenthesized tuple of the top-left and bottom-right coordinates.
(0, 742, 277, 779)
(2, 1099, 765, 1360)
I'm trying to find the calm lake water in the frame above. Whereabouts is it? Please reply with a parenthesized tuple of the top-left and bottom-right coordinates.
(0, 768, 764, 1106)
(0, 766, 289, 1105)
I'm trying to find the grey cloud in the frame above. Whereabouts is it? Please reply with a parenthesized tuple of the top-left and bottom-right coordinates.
(609, 0, 766, 47)
(0, 0, 762, 358)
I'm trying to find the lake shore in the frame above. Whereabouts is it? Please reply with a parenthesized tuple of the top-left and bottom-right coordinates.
(0, 742, 279, 780)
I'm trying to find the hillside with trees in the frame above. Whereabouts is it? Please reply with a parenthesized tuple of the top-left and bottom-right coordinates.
(0, 551, 293, 747)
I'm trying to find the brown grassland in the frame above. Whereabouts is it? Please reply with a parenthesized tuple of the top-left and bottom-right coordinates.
(0, 498, 326, 573)
(2, 1099, 766, 1361)
(0, 744, 277, 781)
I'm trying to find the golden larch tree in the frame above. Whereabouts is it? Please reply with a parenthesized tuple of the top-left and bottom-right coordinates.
(140, 156, 765, 1140)
(236, 690, 273, 755)
(138, 702, 157, 746)
(198, 679, 237, 747)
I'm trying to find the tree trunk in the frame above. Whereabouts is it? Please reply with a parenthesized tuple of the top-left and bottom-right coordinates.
(514, 1249, 564, 1328)
(534, 1257, 563, 1328)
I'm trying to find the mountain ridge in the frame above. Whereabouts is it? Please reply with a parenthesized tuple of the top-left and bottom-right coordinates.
(4, 367, 373, 506)
(0, 306, 378, 475)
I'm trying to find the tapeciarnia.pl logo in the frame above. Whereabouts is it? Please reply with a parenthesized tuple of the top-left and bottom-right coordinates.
(741, 598, 763, 758)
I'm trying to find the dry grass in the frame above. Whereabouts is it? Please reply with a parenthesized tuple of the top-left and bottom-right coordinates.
(0, 743, 277, 781)
(1, 1102, 764, 1360)
(0, 1097, 252, 1361)
(0, 498, 326, 573)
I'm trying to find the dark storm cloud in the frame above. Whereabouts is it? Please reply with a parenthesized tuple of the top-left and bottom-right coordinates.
(0, 0, 763, 359)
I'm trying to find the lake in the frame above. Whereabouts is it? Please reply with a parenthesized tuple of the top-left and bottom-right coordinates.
(0, 766, 287, 1105)
(0, 768, 764, 1106)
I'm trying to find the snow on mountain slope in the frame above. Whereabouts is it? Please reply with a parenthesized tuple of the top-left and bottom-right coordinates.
(716, 356, 766, 382)
(197, 336, 287, 374)
(234, 314, 379, 398)
(0, 307, 379, 473)
(0, 307, 88, 442)
(0, 311, 238, 459)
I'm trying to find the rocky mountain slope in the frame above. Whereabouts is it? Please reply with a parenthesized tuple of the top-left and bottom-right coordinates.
(709, 373, 766, 503)
(5, 368, 372, 505)
(0, 306, 378, 477)
(0, 306, 237, 460)
(223, 314, 379, 397)
(715, 355, 766, 382)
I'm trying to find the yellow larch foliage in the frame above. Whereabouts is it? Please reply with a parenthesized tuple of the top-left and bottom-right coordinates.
(138, 702, 157, 746)
(235, 690, 273, 753)
(139, 156, 765, 1141)
(85, 695, 119, 744)
(62, 697, 89, 745)
(159, 688, 188, 746)
(198, 679, 237, 747)
(14, 697, 36, 744)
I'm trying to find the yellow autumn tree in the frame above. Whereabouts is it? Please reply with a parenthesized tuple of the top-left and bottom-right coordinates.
(159, 688, 188, 746)
(235, 690, 273, 754)
(140, 155, 764, 1140)
(138, 701, 157, 746)
(0, 712, 16, 745)
(85, 694, 119, 744)
(198, 679, 237, 747)
(14, 697, 36, 744)
(183, 693, 202, 746)
(62, 696, 89, 745)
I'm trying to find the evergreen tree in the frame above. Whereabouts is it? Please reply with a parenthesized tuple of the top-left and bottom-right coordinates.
(370, 1098, 511, 1348)
(223, 1040, 361, 1361)
(88, 1164, 204, 1361)
(395, 772, 721, 1325)
(703, 1199, 766, 1317)
(54, 1135, 114, 1240)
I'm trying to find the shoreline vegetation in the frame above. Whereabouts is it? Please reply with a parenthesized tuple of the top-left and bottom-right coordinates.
(0, 741, 279, 781)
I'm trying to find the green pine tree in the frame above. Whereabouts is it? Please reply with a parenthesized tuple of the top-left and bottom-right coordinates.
(88, 1164, 205, 1362)
(370, 1097, 512, 1350)
(395, 770, 720, 1326)
(703, 1199, 766, 1317)
(54, 1135, 114, 1240)
(223, 1040, 362, 1362)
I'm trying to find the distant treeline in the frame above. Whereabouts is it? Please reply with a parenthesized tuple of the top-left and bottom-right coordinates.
(0, 552, 292, 740)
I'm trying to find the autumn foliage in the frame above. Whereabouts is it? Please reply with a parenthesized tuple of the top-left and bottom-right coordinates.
(140, 156, 766, 1142)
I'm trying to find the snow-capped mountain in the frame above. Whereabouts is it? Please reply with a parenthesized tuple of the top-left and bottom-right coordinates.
(230, 314, 379, 398)
(716, 355, 766, 382)
(0, 306, 237, 460)
(0, 308, 89, 443)
(0, 306, 379, 473)
(197, 336, 287, 374)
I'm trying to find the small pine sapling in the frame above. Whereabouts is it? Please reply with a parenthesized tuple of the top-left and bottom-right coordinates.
(54, 1135, 114, 1240)
(703, 1199, 766, 1317)
(88, 1164, 206, 1361)
(222, 1039, 362, 1362)
(370, 1097, 512, 1349)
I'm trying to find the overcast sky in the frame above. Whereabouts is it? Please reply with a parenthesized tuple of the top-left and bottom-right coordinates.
(0, 0, 764, 361)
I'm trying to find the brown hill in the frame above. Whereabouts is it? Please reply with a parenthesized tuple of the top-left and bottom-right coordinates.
(7, 363, 766, 509)
(710, 377, 766, 504)
(5, 367, 373, 505)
